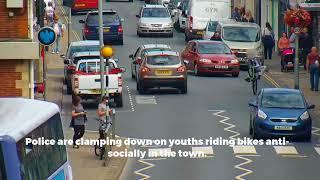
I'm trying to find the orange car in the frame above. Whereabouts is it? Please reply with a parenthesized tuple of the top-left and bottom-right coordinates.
(63, 0, 98, 14)
(135, 50, 187, 94)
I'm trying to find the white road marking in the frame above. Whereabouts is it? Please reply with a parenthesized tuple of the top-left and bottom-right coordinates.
(233, 146, 257, 155)
(314, 147, 320, 156)
(312, 127, 320, 136)
(136, 96, 157, 104)
(134, 159, 155, 180)
(234, 155, 257, 180)
(210, 110, 240, 140)
(126, 86, 135, 112)
(274, 146, 299, 155)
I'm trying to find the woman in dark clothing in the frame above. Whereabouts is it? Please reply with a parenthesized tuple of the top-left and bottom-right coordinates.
(262, 22, 275, 60)
(71, 95, 86, 148)
(242, 10, 254, 23)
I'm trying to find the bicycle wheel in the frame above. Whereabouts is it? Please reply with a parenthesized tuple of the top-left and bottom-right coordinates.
(100, 146, 105, 160)
(252, 78, 258, 95)
(94, 145, 100, 157)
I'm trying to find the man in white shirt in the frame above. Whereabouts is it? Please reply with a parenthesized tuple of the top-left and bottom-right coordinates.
(289, 27, 296, 48)
(51, 16, 64, 54)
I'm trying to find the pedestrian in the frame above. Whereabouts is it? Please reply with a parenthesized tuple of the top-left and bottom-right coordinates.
(210, 31, 222, 41)
(45, 2, 54, 25)
(306, 47, 320, 91)
(231, 7, 241, 21)
(262, 22, 275, 60)
(97, 96, 112, 124)
(239, 6, 246, 18)
(71, 95, 87, 149)
(44, 0, 56, 9)
(278, 32, 290, 52)
(51, 15, 64, 54)
(242, 10, 254, 23)
(299, 28, 313, 70)
(289, 27, 296, 49)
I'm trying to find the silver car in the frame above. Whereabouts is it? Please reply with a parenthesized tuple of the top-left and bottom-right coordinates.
(136, 4, 174, 37)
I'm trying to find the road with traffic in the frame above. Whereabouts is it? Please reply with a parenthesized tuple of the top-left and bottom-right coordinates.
(59, 1, 320, 179)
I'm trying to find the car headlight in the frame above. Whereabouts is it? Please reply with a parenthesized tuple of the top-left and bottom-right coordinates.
(300, 111, 309, 120)
(258, 109, 267, 120)
(140, 23, 149, 27)
(231, 59, 239, 64)
(164, 22, 174, 27)
(199, 59, 211, 63)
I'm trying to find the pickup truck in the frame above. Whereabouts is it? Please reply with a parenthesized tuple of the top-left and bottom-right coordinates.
(71, 58, 125, 107)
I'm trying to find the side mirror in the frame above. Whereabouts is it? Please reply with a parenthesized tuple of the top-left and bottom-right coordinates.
(248, 100, 258, 108)
(113, 59, 119, 63)
(183, 60, 189, 64)
(308, 104, 315, 109)
(129, 54, 134, 58)
(120, 67, 126, 72)
(79, 20, 85, 24)
(60, 54, 66, 59)
(136, 14, 140, 18)
(64, 59, 70, 64)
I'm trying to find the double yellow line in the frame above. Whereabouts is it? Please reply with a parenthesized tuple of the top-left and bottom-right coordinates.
(56, 0, 81, 41)
(263, 73, 281, 88)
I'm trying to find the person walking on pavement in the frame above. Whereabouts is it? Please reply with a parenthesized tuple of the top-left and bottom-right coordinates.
(278, 32, 290, 52)
(242, 10, 254, 23)
(262, 22, 275, 60)
(45, 2, 54, 25)
(306, 47, 320, 91)
(71, 95, 87, 149)
(299, 28, 313, 70)
(51, 15, 64, 54)
(97, 96, 112, 124)
(231, 7, 241, 21)
(289, 27, 296, 49)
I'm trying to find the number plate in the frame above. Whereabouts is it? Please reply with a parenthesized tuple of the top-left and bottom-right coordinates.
(104, 28, 110, 32)
(215, 65, 228, 69)
(90, 89, 108, 94)
(155, 69, 172, 76)
(274, 126, 292, 131)
(197, 31, 204, 35)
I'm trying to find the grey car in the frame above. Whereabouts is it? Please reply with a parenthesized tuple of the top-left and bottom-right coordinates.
(136, 4, 174, 37)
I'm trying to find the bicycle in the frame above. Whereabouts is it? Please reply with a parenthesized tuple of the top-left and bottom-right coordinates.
(245, 57, 261, 95)
(94, 118, 112, 160)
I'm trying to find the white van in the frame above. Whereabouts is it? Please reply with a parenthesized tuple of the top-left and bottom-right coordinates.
(184, 0, 231, 42)
(216, 21, 263, 68)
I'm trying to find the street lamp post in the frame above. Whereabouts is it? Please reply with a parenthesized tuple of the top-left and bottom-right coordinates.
(294, 28, 300, 89)
(98, 0, 105, 99)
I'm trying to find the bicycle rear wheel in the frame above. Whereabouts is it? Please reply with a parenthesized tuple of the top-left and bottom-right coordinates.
(100, 146, 105, 160)
(252, 78, 258, 95)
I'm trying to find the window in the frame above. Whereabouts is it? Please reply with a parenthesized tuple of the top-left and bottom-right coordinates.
(197, 43, 232, 54)
(17, 113, 67, 180)
(134, 47, 141, 57)
(79, 62, 116, 73)
(142, 8, 170, 18)
(223, 26, 260, 42)
(0, 144, 7, 180)
(73, 56, 100, 64)
(147, 55, 180, 65)
(208, 21, 218, 32)
(141, 48, 171, 57)
(261, 93, 305, 109)
(68, 45, 100, 58)
(87, 12, 118, 25)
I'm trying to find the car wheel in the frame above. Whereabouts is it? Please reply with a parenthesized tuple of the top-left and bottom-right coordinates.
(136, 81, 140, 91)
(168, 32, 173, 38)
(137, 31, 141, 37)
(249, 116, 253, 135)
(115, 94, 123, 107)
(194, 64, 200, 76)
(138, 81, 145, 94)
(180, 81, 187, 94)
(66, 82, 72, 95)
(131, 71, 136, 80)
(232, 72, 239, 77)
(252, 123, 260, 139)
(304, 129, 312, 142)
(184, 34, 189, 42)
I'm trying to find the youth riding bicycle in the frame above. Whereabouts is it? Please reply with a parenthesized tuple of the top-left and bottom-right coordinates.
(94, 118, 112, 160)
(245, 57, 265, 95)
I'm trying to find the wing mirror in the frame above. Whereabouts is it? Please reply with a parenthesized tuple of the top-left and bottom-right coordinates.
(120, 18, 125, 22)
(60, 54, 66, 59)
(248, 100, 258, 107)
(136, 14, 140, 18)
(129, 54, 134, 58)
(64, 59, 70, 64)
(79, 20, 85, 24)
(308, 104, 315, 109)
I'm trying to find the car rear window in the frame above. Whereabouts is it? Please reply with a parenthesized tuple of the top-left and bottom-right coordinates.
(261, 93, 305, 109)
(87, 12, 118, 25)
(198, 43, 231, 54)
(74, 56, 100, 64)
(208, 21, 218, 32)
(68, 45, 100, 57)
(147, 55, 180, 65)
(78, 61, 116, 73)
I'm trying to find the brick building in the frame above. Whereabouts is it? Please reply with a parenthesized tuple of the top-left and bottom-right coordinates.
(0, 0, 39, 98)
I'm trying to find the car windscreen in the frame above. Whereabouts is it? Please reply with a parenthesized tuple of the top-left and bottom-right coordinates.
(208, 22, 218, 32)
(261, 93, 305, 109)
(142, 8, 170, 18)
(86, 12, 118, 25)
(198, 43, 232, 54)
(147, 55, 180, 65)
(142, 48, 171, 56)
(223, 26, 260, 42)
(68, 45, 100, 57)
(78, 61, 115, 73)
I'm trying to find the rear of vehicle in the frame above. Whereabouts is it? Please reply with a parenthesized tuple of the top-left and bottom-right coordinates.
(71, 0, 98, 14)
(219, 22, 263, 68)
(82, 11, 124, 45)
(137, 51, 187, 94)
(185, 0, 230, 41)
(137, 5, 174, 37)
(203, 21, 218, 40)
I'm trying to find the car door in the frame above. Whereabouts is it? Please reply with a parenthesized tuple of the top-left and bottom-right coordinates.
(131, 47, 141, 77)
(181, 42, 193, 70)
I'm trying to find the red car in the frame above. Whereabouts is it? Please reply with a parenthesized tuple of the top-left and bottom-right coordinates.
(63, 0, 98, 14)
(181, 40, 240, 77)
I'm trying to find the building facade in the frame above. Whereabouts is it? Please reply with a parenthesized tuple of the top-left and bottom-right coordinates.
(0, 0, 39, 98)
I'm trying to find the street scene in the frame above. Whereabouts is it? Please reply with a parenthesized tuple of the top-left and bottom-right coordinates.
(1, 0, 320, 180)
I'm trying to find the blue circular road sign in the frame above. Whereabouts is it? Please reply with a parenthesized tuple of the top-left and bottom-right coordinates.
(37, 26, 56, 46)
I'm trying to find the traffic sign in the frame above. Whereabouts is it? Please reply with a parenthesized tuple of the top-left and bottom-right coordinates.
(37, 27, 56, 46)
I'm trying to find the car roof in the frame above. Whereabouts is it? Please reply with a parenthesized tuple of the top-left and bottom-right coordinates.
(72, 51, 100, 57)
(70, 40, 100, 46)
(191, 40, 225, 44)
(262, 88, 302, 95)
(0, 98, 59, 141)
(145, 50, 179, 56)
(142, 44, 171, 49)
(143, 4, 167, 8)
(88, 9, 117, 14)
(219, 21, 260, 28)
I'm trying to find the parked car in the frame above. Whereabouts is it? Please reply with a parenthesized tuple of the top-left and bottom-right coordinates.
(175, 0, 188, 31)
(249, 88, 315, 141)
(63, 0, 98, 15)
(202, 19, 235, 40)
(216, 21, 263, 69)
(184, 0, 231, 41)
(135, 50, 187, 94)
(60, 40, 100, 94)
(181, 40, 239, 77)
(129, 44, 172, 79)
(136, 4, 174, 37)
(80, 10, 124, 45)
(71, 58, 125, 107)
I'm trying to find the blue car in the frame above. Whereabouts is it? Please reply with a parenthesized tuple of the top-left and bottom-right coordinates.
(249, 88, 315, 141)
(80, 10, 124, 45)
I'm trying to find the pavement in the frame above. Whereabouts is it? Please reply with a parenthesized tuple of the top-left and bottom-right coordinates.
(36, 1, 128, 180)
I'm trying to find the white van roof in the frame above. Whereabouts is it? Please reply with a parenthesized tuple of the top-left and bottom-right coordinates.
(0, 98, 60, 141)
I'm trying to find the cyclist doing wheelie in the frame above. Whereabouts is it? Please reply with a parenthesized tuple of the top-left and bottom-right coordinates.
(245, 50, 266, 82)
